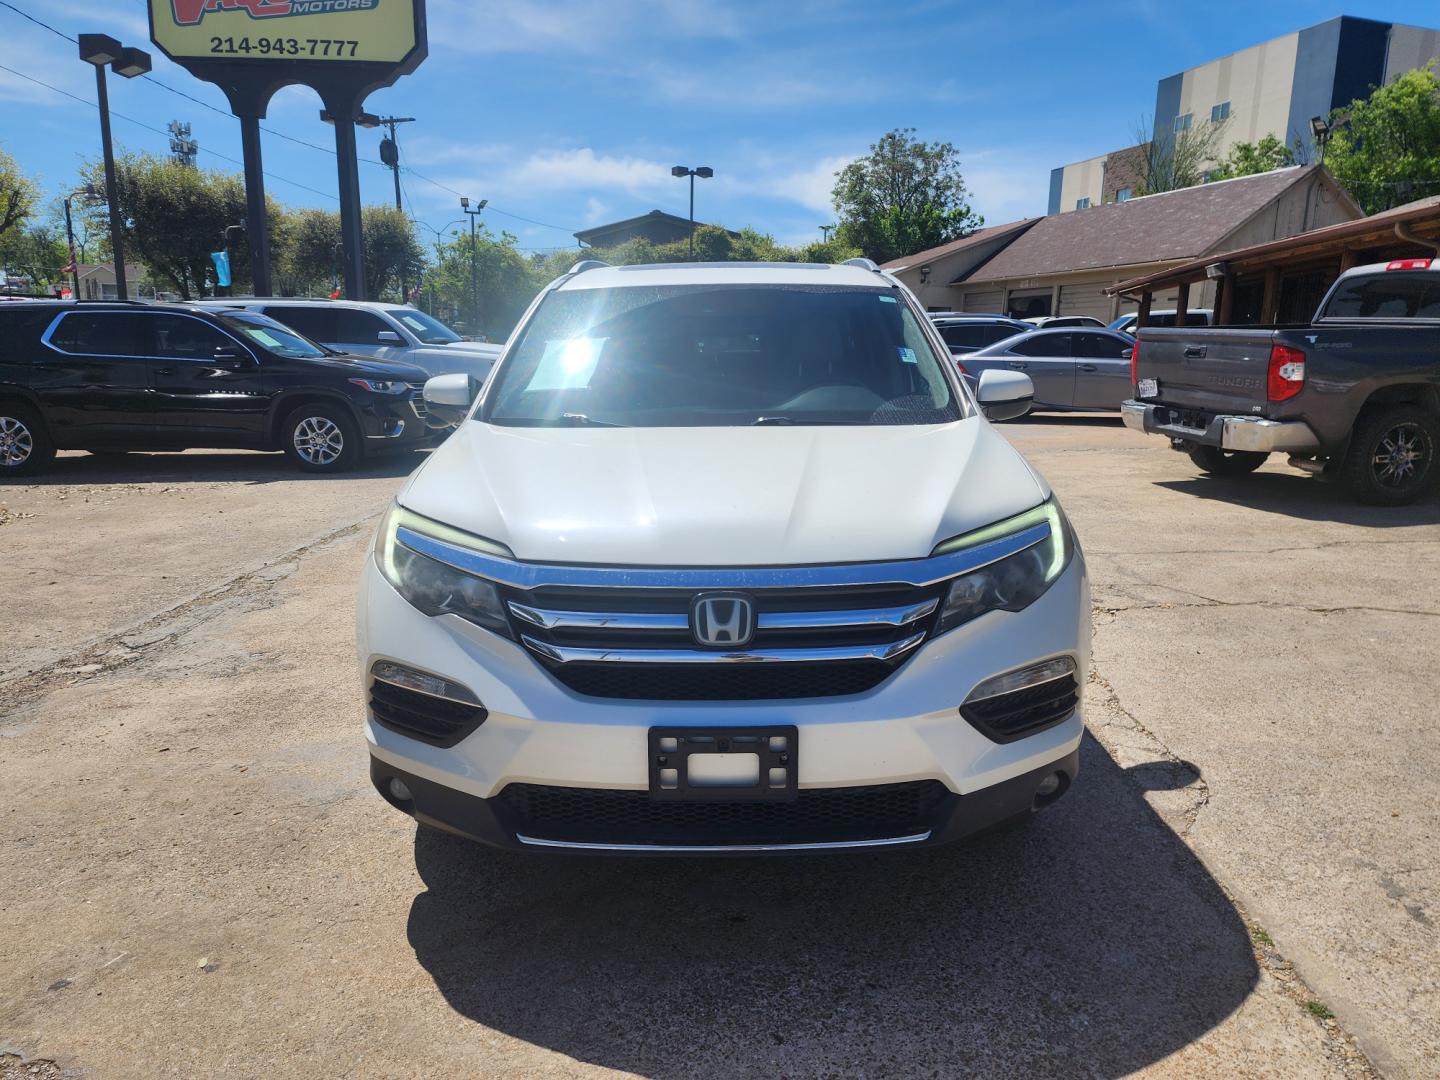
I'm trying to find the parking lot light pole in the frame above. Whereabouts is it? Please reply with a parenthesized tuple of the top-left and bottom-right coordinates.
(671, 165, 713, 258)
(461, 197, 486, 337)
(79, 35, 151, 302)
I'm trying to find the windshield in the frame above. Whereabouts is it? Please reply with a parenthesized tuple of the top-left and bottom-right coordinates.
(218, 313, 329, 359)
(392, 307, 463, 344)
(483, 283, 963, 428)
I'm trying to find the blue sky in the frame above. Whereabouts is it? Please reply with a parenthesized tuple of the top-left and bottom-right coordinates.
(2, 1, 1438, 251)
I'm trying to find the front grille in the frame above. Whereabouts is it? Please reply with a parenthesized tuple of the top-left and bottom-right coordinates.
(508, 582, 941, 701)
(554, 660, 895, 700)
(369, 680, 487, 747)
(496, 780, 951, 846)
(960, 674, 1078, 743)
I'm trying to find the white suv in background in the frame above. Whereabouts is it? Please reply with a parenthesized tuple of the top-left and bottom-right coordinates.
(200, 298, 501, 382)
(358, 259, 1089, 854)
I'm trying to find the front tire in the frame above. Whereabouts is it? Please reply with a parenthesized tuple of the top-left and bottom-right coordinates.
(0, 404, 55, 478)
(281, 404, 360, 473)
(1338, 404, 1439, 505)
(1188, 445, 1268, 476)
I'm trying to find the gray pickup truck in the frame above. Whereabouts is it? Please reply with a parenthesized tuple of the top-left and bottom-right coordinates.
(1122, 260, 1440, 504)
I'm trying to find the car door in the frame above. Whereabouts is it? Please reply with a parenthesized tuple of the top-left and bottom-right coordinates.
(1003, 332, 1077, 407)
(34, 310, 155, 445)
(147, 312, 269, 441)
(1072, 331, 1134, 410)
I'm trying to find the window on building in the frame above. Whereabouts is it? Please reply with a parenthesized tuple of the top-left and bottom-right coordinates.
(1173, 112, 1193, 133)
(1075, 197, 1091, 210)
(1211, 101, 1231, 123)
(1116, 188, 1133, 202)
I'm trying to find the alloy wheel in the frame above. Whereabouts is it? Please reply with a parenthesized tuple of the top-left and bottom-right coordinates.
(293, 416, 344, 466)
(0, 415, 34, 467)
(1371, 422, 1431, 488)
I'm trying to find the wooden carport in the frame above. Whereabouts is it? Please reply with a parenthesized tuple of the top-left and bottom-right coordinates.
(1106, 195, 1440, 327)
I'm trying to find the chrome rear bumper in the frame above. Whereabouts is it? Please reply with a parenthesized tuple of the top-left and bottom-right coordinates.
(1121, 400, 1320, 453)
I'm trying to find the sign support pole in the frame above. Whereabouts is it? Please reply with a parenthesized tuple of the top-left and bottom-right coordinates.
(238, 114, 273, 297)
(326, 100, 368, 301)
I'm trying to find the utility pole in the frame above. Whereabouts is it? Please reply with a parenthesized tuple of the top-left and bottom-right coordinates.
(460, 196, 486, 338)
(378, 116, 416, 298)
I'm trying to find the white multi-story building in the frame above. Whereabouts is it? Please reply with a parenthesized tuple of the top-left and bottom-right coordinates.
(1048, 15, 1440, 215)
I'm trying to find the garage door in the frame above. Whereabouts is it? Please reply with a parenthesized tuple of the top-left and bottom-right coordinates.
(1058, 283, 1110, 320)
(960, 288, 1003, 314)
(1006, 289, 1051, 320)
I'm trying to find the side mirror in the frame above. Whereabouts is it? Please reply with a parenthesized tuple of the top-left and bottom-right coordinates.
(423, 372, 480, 424)
(1121, 348, 1134, 360)
(976, 369, 1033, 422)
(376, 330, 404, 345)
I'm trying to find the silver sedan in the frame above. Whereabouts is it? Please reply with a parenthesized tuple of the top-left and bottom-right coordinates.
(960, 327, 1136, 412)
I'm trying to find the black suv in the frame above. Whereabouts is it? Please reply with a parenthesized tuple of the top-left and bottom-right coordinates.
(0, 301, 432, 476)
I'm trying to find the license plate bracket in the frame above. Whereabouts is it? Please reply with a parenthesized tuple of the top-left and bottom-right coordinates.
(1137, 377, 1159, 399)
(648, 726, 798, 802)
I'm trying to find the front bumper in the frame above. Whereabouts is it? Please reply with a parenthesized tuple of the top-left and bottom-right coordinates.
(357, 395, 432, 449)
(1121, 399, 1320, 453)
(358, 552, 1089, 852)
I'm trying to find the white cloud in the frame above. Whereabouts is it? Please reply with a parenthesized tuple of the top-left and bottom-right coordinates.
(583, 196, 608, 224)
(958, 147, 1054, 223)
(428, 0, 741, 55)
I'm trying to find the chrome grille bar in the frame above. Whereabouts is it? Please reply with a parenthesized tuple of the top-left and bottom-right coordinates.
(506, 597, 939, 633)
(521, 632, 926, 666)
(396, 521, 1049, 590)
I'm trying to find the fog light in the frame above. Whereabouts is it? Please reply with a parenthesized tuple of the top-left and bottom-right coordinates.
(1035, 773, 1062, 798)
(371, 659, 480, 705)
(388, 777, 413, 802)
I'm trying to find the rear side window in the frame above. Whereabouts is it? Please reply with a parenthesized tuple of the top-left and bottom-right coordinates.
(1011, 333, 1073, 357)
(1077, 332, 1130, 359)
(939, 324, 1016, 349)
(263, 306, 336, 342)
(1322, 273, 1440, 319)
(0, 307, 62, 349)
(47, 312, 147, 356)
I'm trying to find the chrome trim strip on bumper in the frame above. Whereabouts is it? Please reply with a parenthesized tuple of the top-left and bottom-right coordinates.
(396, 522, 1049, 591)
(520, 631, 926, 665)
(506, 597, 940, 633)
(514, 830, 933, 853)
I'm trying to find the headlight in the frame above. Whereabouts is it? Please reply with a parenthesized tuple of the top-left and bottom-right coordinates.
(374, 503, 514, 637)
(348, 378, 409, 394)
(932, 499, 1075, 635)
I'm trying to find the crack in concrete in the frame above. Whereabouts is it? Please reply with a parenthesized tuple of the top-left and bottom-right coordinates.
(1095, 573, 1440, 619)
(0, 517, 375, 715)
(1090, 536, 1440, 557)
(1088, 663, 1379, 1076)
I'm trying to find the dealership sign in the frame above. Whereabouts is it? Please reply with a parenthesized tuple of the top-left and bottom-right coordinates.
(151, 0, 421, 66)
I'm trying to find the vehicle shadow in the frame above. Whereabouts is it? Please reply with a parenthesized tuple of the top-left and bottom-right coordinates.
(1015, 412, 1122, 427)
(1155, 473, 1440, 525)
(405, 734, 1258, 1077)
(20, 448, 430, 486)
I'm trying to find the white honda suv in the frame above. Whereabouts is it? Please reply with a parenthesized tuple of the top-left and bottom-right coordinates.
(358, 259, 1089, 854)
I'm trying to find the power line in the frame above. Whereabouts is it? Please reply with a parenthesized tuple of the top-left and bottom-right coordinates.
(0, 0, 580, 233)
(0, 61, 338, 202)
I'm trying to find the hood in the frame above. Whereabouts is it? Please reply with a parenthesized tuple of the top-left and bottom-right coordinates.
(398, 418, 1049, 566)
(306, 352, 430, 381)
(400, 346, 497, 381)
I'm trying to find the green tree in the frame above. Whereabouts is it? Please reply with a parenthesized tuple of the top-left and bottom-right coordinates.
(0, 225, 68, 288)
(830, 128, 982, 263)
(80, 153, 255, 298)
(1325, 63, 1440, 214)
(279, 205, 425, 301)
(1207, 134, 1297, 181)
(0, 145, 38, 244)
(421, 225, 537, 341)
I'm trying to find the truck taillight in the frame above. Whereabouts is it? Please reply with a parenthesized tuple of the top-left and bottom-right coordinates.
(1130, 339, 1140, 385)
(1268, 344, 1306, 401)
(1386, 258, 1432, 271)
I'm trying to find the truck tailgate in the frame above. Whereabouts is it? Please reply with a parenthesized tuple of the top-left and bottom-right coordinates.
(1136, 327, 1283, 415)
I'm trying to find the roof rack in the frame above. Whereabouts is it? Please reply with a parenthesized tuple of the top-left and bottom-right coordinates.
(842, 257, 881, 272)
(569, 259, 611, 275)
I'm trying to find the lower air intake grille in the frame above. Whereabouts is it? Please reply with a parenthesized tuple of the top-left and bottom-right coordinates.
(960, 674, 1078, 743)
(551, 660, 896, 700)
(497, 780, 951, 846)
(369, 680, 487, 747)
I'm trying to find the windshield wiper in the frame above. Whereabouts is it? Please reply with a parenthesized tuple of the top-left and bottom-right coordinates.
(752, 415, 795, 425)
(752, 416, 854, 426)
(558, 412, 626, 427)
